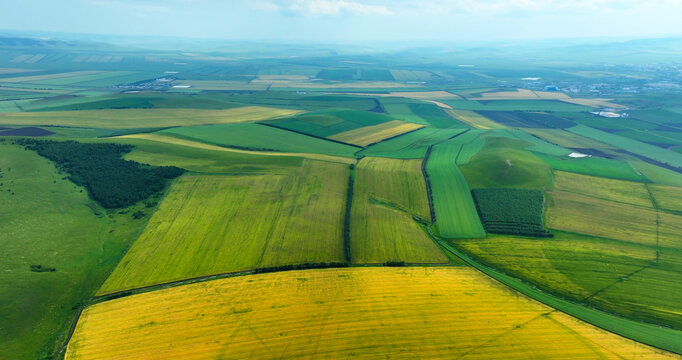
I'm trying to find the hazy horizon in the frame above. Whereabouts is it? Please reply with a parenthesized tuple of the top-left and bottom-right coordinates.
(2, 0, 682, 43)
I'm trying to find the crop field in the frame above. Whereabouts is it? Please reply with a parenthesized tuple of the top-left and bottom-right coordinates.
(478, 111, 575, 128)
(487, 129, 571, 156)
(0, 70, 105, 83)
(472, 188, 552, 237)
(460, 137, 553, 189)
(521, 128, 613, 149)
(444, 109, 506, 129)
(471, 89, 571, 100)
(99, 160, 349, 294)
(160, 123, 359, 157)
(0, 144, 144, 360)
(358, 127, 467, 159)
(649, 184, 682, 213)
(66, 267, 676, 360)
(427, 141, 486, 238)
(350, 157, 447, 264)
(328, 120, 423, 146)
(629, 158, 682, 187)
(444, 99, 590, 112)
(0, 106, 301, 129)
(552, 171, 653, 206)
(263, 109, 397, 139)
(568, 124, 682, 169)
(116, 133, 355, 165)
(455, 230, 682, 330)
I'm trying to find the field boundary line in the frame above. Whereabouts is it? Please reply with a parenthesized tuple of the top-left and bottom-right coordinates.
(434, 238, 682, 355)
(258, 122, 363, 149)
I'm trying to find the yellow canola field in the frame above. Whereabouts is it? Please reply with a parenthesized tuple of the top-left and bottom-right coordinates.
(67, 267, 676, 360)
(329, 120, 424, 146)
(0, 106, 301, 129)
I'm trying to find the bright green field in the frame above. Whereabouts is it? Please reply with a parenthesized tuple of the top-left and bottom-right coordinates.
(358, 127, 466, 159)
(0, 143, 145, 360)
(426, 140, 486, 238)
(536, 153, 646, 182)
(99, 160, 349, 294)
(350, 157, 448, 264)
(262, 108, 396, 138)
(159, 122, 359, 157)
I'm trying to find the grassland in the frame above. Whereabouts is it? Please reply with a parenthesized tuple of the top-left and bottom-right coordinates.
(159, 123, 359, 157)
(460, 137, 553, 189)
(328, 120, 423, 146)
(66, 267, 676, 360)
(350, 157, 447, 264)
(427, 141, 486, 238)
(0, 143, 144, 360)
(0, 106, 301, 129)
(99, 160, 349, 294)
(444, 109, 506, 129)
(536, 153, 646, 181)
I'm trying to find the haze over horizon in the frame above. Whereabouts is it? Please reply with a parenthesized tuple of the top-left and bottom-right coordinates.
(2, 0, 682, 43)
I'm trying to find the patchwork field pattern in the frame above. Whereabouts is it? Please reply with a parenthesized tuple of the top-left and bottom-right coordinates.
(99, 160, 349, 294)
(427, 140, 486, 238)
(358, 127, 466, 159)
(160, 123, 359, 157)
(0, 106, 301, 129)
(350, 157, 447, 264)
(444, 109, 506, 129)
(67, 267, 676, 360)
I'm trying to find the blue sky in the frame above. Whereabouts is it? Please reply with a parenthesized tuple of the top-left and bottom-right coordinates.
(2, 0, 682, 42)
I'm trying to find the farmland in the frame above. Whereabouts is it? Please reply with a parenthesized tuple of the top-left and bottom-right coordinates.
(0, 106, 301, 129)
(159, 123, 360, 157)
(99, 160, 349, 294)
(426, 140, 486, 238)
(66, 267, 675, 360)
(3, 32, 682, 360)
(328, 120, 423, 146)
(350, 157, 447, 264)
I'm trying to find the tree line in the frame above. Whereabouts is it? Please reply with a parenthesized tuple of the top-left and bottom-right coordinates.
(17, 139, 184, 208)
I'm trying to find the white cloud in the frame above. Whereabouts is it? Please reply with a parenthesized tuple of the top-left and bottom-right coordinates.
(254, 0, 393, 16)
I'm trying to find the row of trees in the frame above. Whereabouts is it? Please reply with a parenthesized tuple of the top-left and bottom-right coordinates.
(472, 188, 553, 237)
(17, 139, 184, 208)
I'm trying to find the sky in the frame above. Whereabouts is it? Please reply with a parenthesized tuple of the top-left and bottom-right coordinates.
(2, 0, 682, 42)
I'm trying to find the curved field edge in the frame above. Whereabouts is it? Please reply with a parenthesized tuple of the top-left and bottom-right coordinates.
(64, 267, 676, 360)
(436, 239, 682, 354)
(114, 133, 356, 164)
